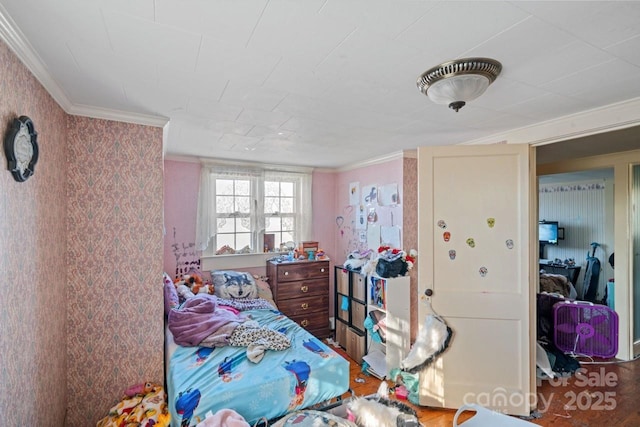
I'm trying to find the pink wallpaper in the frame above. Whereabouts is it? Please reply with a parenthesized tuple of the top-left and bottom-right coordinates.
(333, 159, 405, 263)
(162, 159, 418, 334)
(0, 40, 68, 425)
(163, 160, 201, 279)
(66, 116, 164, 426)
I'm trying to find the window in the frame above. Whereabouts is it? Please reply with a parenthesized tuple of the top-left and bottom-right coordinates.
(264, 179, 297, 250)
(196, 165, 312, 255)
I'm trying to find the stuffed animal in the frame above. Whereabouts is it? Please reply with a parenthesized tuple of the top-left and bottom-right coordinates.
(347, 382, 421, 427)
(174, 274, 214, 301)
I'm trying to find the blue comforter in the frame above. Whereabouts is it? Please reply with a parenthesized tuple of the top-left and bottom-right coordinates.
(166, 308, 350, 426)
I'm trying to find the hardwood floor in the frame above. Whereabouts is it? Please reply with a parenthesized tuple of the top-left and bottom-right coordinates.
(333, 346, 640, 426)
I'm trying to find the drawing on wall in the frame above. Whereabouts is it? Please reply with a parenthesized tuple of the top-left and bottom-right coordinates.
(171, 227, 200, 278)
(367, 225, 381, 250)
(379, 183, 399, 206)
(380, 225, 401, 248)
(356, 205, 367, 230)
(367, 207, 378, 223)
(362, 184, 378, 206)
(336, 216, 345, 237)
(349, 182, 360, 206)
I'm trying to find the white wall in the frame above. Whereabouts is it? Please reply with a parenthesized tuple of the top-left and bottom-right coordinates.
(539, 177, 614, 299)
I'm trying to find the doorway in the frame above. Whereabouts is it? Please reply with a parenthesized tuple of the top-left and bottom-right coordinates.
(537, 145, 640, 361)
(537, 169, 614, 303)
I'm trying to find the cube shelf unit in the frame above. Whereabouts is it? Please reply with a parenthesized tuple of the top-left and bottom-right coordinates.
(334, 266, 368, 364)
(365, 274, 411, 379)
(334, 265, 411, 378)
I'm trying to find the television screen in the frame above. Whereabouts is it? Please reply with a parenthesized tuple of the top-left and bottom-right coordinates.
(539, 221, 559, 244)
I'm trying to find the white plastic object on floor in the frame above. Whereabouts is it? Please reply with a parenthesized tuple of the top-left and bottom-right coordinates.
(453, 404, 537, 427)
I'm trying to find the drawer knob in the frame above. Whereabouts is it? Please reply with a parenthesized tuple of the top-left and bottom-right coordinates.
(284, 271, 289, 276)
(321, 268, 325, 272)
(301, 303, 309, 309)
(301, 285, 308, 293)
(301, 319, 309, 327)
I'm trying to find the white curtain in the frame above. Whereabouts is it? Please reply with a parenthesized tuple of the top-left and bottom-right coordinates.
(195, 165, 264, 251)
(195, 167, 212, 251)
(196, 165, 312, 253)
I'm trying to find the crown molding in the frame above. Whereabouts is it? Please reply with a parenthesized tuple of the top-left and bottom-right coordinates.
(463, 97, 640, 147)
(336, 150, 416, 172)
(69, 103, 168, 127)
(0, 4, 73, 111)
(0, 5, 166, 128)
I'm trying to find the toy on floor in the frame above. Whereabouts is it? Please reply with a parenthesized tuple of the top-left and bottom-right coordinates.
(346, 381, 422, 427)
(97, 382, 170, 427)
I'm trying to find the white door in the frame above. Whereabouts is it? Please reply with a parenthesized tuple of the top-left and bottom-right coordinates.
(417, 144, 536, 416)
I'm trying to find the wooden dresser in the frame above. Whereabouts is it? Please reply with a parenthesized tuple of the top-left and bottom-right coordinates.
(267, 259, 331, 338)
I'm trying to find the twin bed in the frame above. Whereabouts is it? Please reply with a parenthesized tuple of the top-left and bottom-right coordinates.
(163, 271, 350, 426)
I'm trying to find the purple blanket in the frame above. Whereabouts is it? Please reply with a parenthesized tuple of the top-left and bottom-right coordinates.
(168, 294, 246, 347)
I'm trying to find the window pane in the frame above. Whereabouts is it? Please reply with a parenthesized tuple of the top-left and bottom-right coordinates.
(236, 218, 251, 233)
(280, 197, 293, 213)
(282, 231, 294, 243)
(265, 181, 279, 197)
(216, 179, 234, 195)
(265, 217, 281, 232)
(274, 234, 283, 250)
(282, 217, 294, 231)
(281, 182, 294, 197)
(239, 217, 251, 231)
(235, 180, 250, 195)
(216, 196, 235, 214)
(216, 218, 234, 233)
(217, 233, 235, 250)
(235, 196, 251, 213)
(236, 233, 251, 250)
(265, 197, 279, 214)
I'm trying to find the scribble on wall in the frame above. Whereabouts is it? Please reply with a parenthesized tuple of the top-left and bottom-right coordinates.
(172, 227, 200, 278)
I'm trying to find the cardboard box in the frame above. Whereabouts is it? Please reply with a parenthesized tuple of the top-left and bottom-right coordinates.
(301, 241, 318, 252)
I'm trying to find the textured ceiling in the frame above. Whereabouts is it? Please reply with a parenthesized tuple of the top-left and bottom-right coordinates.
(1, 1, 640, 168)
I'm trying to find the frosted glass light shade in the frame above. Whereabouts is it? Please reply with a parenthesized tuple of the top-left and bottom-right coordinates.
(416, 58, 502, 111)
(427, 74, 490, 105)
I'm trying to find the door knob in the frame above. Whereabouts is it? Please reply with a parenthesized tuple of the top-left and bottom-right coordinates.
(425, 289, 433, 297)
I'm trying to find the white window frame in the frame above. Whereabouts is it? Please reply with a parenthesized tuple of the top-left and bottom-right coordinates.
(196, 163, 312, 260)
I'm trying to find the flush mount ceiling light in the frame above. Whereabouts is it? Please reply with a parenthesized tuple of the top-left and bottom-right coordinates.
(417, 57, 502, 112)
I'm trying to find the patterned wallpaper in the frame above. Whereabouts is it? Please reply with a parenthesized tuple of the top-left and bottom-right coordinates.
(0, 40, 68, 425)
(402, 156, 418, 341)
(66, 116, 164, 426)
(2, 37, 165, 425)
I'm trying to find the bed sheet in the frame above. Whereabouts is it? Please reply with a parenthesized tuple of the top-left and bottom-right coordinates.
(166, 308, 349, 426)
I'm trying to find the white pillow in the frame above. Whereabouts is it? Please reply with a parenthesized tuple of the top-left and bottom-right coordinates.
(211, 270, 258, 299)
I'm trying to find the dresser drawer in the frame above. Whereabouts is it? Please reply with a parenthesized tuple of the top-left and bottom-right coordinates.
(277, 261, 329, 282)
(275, 278, 328, 300)
(278, 294, 329, 317)
(288, 311, 329, 333)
